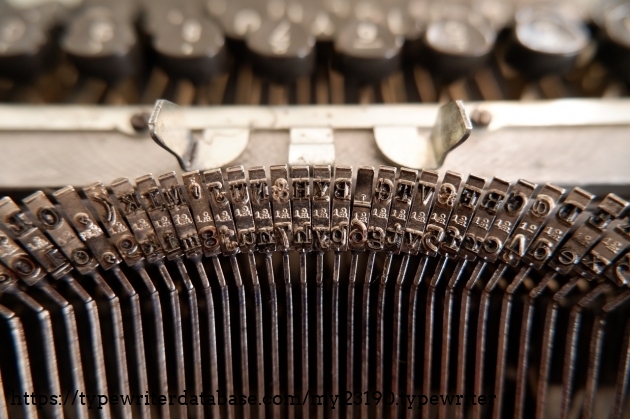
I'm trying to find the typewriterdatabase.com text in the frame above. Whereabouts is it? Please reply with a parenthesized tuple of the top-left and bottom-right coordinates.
(10, 390, 497, 410)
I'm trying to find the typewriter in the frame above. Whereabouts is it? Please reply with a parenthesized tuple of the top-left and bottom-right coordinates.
(1, 0, 630, 418)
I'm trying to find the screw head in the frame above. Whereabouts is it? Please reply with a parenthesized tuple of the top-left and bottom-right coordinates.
(470, 109, 492, 127)
(130, 112, 150, 132)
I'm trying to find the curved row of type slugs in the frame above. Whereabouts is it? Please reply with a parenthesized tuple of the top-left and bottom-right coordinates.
(0, 165, 629, 290)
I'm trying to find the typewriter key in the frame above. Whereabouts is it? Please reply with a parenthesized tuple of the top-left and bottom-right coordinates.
(505, 6, 590, 79)
(422, 6, 496, 83)
(212, 0, 264, 40)
(61, 6, 141, 82)
(153, 16, 228, 83)
(0, 12, 56, 81)
(598, 3, 630, 83)
(247, 19, 316, 83)
(142, 1, 195, 35)
(389, 2, 427, 60)
(334, 20, 403, 84)
(297, 1, 338, 40)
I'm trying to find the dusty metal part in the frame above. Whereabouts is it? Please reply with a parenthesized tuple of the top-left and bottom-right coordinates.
(559, 283, 612, 419)
(0, 225, 46, 287)
(3, 163, 630, 419)
(156, 171, 205, 419)
(491, 266, 530, 419)
(288, 128, 335, 166)
(576, 212, 630, 282)
(19, 191, 114, 418)
(151, 100, 470, 170)
(471, 264, 507, 419)
(149, 100, 249, 171)
(135, 175, 183, 261)
(133, 174, 188, 419)
(270, 165, 294, 252)
(499, 183, 566, 267)
(0, 301, 35, 419)
(181, 170, 222, 257)
(513, 271, 556, 419)
(549, 194, 628, 275)
(0, 285, 64, 419)
(423, 171, 463, 257)
(438, 174, 486, 257)
(3, 100, 629, 133)
(53, 186, 122, 270)
(535, 276, 580, 419)
(226, 165, 257, 254)
(0, 197, 72, 279)
(83, 182, 144, 267)
(110, 178, 167, 264)
(226, 165, 266, 419)
(0, 199, 92, 419)
(1, 101, 630, 194)
(454, 260, 487, 419)
(330, 166, 352, 253)
(384, 168, 418, 254)
(291, 165, 313, 252)
(374, 101, 472, 169)
(405, 256, 430, 419)
(459, 177, 511, 261)
(360, 166, 396, 419)
(158, 172, 203, 259)
(389, 253, 409, 419)
(438, 260, 469, 419)
(203, 168, 251, 419)
(248, 166, 275, 254)
(421, 257, 450, 419)
(478, 180, 537, 263)
(22, 191, 98, 275)
(269, 164, 296, 419)
(401, 170, 439, 255)
(522, 187, 594, 269)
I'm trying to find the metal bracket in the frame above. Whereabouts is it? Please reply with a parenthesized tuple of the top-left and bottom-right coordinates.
(149, 100, 249, 170)
(150, 99, 470, 170)
(373, 100, 472, 169)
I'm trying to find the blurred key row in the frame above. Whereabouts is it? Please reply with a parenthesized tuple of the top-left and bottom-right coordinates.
(0, 0, 629, 104)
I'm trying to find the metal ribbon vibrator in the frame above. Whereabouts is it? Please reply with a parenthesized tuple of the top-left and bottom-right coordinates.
(2, 0, 630, 419)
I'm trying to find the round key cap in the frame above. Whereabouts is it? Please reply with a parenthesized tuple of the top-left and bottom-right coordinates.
(0, 12, 55, 81)
(390, 1, 428, 60)
(142, 1, 195, 36)
(62, 6, 141, 82)
(597, 3, 630, 83)
(306, 8, 338, 40)
(209, 0, 264, 40)
(246, 19, 315, 82)
(333, 20, 403, 84)
(470, 0, 515, 31)
(591, 0, 622, 29)
(353, 0, 386, 24)
(286, 0, 338, 41)
(422, 5, 496, 82)
(153, 16, 228, 83)
(504, 6, 590, 79)
(323, 0, 351, 20)
(9, 1, 70, 32)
